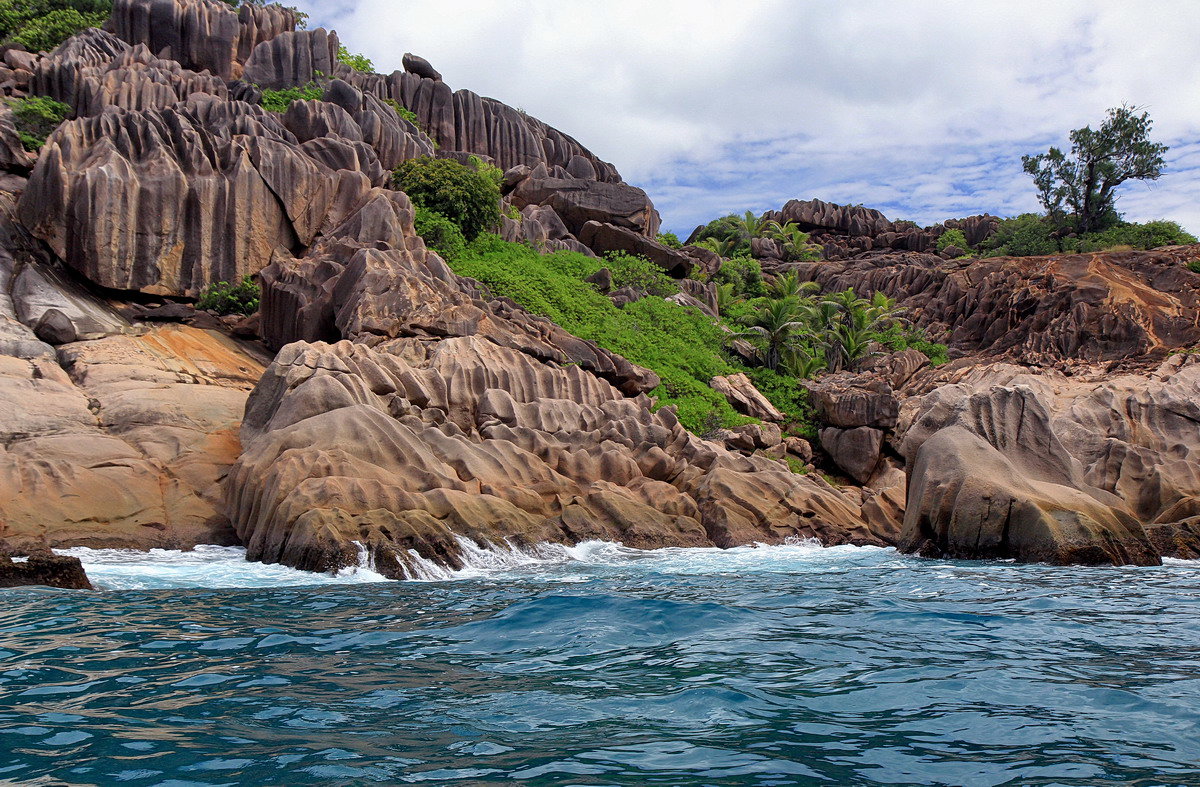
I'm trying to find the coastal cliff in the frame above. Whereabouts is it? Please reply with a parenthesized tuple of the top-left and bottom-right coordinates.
(1, 0, 1198, 582)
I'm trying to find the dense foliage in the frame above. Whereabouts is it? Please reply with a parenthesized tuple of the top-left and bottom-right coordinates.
(7, 96, 70, 151)
(392, 156, 501, 240)
(656, 231, 682, 248)
(413, 206, 467, 261)
(0, 0, 110, 52)
(936, 228, 969, 254)
(979, 214, 1196, 258)
(1023, 105, 1168, 234)
(337, 44, 373, 73)
(603, 251, 679, 297)
(197, 276, 260, 316)
(259, 82, 323, 113)
(693, 211, 821, 261)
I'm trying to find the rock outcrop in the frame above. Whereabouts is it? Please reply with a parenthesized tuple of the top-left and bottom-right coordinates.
(228, 336, 879, 577)
(791, 245, 1200, 365)
(0, 550, 91, 590)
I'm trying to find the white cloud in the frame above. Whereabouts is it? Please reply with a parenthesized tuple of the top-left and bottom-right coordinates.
(295, 0, 1200, 235)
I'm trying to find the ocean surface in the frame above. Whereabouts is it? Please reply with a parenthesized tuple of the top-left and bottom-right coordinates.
(2, 541, 1199, 786)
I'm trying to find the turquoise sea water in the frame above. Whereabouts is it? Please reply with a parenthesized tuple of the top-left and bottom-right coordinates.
(2, 541, 1200, 786)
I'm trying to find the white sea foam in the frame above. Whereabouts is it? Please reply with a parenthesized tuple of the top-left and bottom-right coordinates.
(54, 545, 393, 591)
(52, 538, 902, 591)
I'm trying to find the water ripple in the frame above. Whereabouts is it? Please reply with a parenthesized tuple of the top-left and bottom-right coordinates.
(1, 543, 1198, 785)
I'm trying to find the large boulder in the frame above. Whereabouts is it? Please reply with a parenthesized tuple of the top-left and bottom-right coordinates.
(510, 171, 660, 238)
(0, 550, 91, 590)
(895, 359, 1200, 566)
(578, 221, 693, 276)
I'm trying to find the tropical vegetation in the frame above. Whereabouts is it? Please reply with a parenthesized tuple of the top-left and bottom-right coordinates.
(7, 96, 70, 151)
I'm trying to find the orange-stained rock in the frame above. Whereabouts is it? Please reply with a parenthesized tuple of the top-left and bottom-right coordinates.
(0, 325, 267, 552)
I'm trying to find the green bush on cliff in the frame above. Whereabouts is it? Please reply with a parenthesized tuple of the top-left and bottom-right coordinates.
(448, 234, 747, 431)
(413, 207, 467, 261)
(603, 251, 679, 297)
(393, 156, 501, 240)
(656, 231, 682, 248)
(258, 82, 323, 113)
(7, 96, 70, 151)
(198, 276, 260, 316)
(384, 99, 420, 126)
(0, 0, 110, 52)
(936, 228, 970, 254)
(337, 44, 373, 73)
(1074, 220, 1196, 252)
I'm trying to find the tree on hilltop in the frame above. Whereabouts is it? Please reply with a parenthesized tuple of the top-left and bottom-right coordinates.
(1022, 105, 1168, 234)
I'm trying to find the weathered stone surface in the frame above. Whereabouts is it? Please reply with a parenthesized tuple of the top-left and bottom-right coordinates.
(111, 0, 297, 81)
(804, 375, 899, 429)
(896, 360, 1200, 566)
(0, 550, 91, 590)
(242, 28, 339, 90)
(511, 173, 660, 238)
(0, 107, 32, 171)
(820, 426, 884, 484)
(227, 337, 880, 576)
(578, 221, 692, 276)
(402, 52, 441, 81)
(17, 96, 336, 296)
(710, 373, 784, 422)
(0, 325, 267, 552)
(793, 246, 1200, 364)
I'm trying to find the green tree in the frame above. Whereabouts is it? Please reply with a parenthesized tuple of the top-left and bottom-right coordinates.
(731, 297, 808, 371)
(337, 44, 373, 73)
(392, 156, 502, 240)
(937, 228, 970, 254)
(1023, 105, 1168, 234)
(0, 0, 110, 52)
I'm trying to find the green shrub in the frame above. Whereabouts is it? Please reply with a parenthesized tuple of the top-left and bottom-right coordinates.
(937, 228, 970, 253)
(0, 1, 110, 52)
(713, 256, 765, 297)
(1188, 260, 1200, 274)
(745, 367, 817, 438)
(259, 82, 323, 113)
(603, 252, 679, 297)
(7, 96, 70, 151)
(656, 231, 682, 248)
(392, 156, 501, 240)
(197, 276, 260, 316)
(448, 234, 749, 431)
(1075, 220, 1197, 252)
(981, 213, 1060, 257)
(383, 99, 420, 126)
(413, 207, 466, 261)
(337, 44, 373, 73)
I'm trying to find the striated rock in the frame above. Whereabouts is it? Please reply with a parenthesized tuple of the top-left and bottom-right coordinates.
(242, 28, 339, 90)
(17, 96, 338, 296)
(895, 361, 1200, 566)
(0, 107, 33, 171)
(0, 550, 91, 590)
(227, 337, 880, 576)
(111, 0, 297, 81)
(710, 373, 784, 421)
(511, 172, 660, 238)
(804, 375, 899, 429)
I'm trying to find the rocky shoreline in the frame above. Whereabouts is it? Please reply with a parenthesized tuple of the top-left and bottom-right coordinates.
(1, 0, 1198, 588)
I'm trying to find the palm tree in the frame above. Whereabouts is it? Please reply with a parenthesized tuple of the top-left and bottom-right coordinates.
(814, 289, 905, 372)
(730, 297, 808, 370)
(734, 210, 770, 239)
(695, 236, 745, 258)
(780, 344, 826, 379)
(767, 272, 819, 301)
(764, 220, 823, 261)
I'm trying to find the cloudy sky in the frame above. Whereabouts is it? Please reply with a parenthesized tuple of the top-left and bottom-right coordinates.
(295, 1, 1200, 237)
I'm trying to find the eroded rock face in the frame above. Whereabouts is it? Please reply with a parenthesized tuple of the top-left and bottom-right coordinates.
(793, 246, 1200, 365)
(897, 357, 1200, 565)
(228, 337, 880, 577)
(0, 324, 266, 552)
